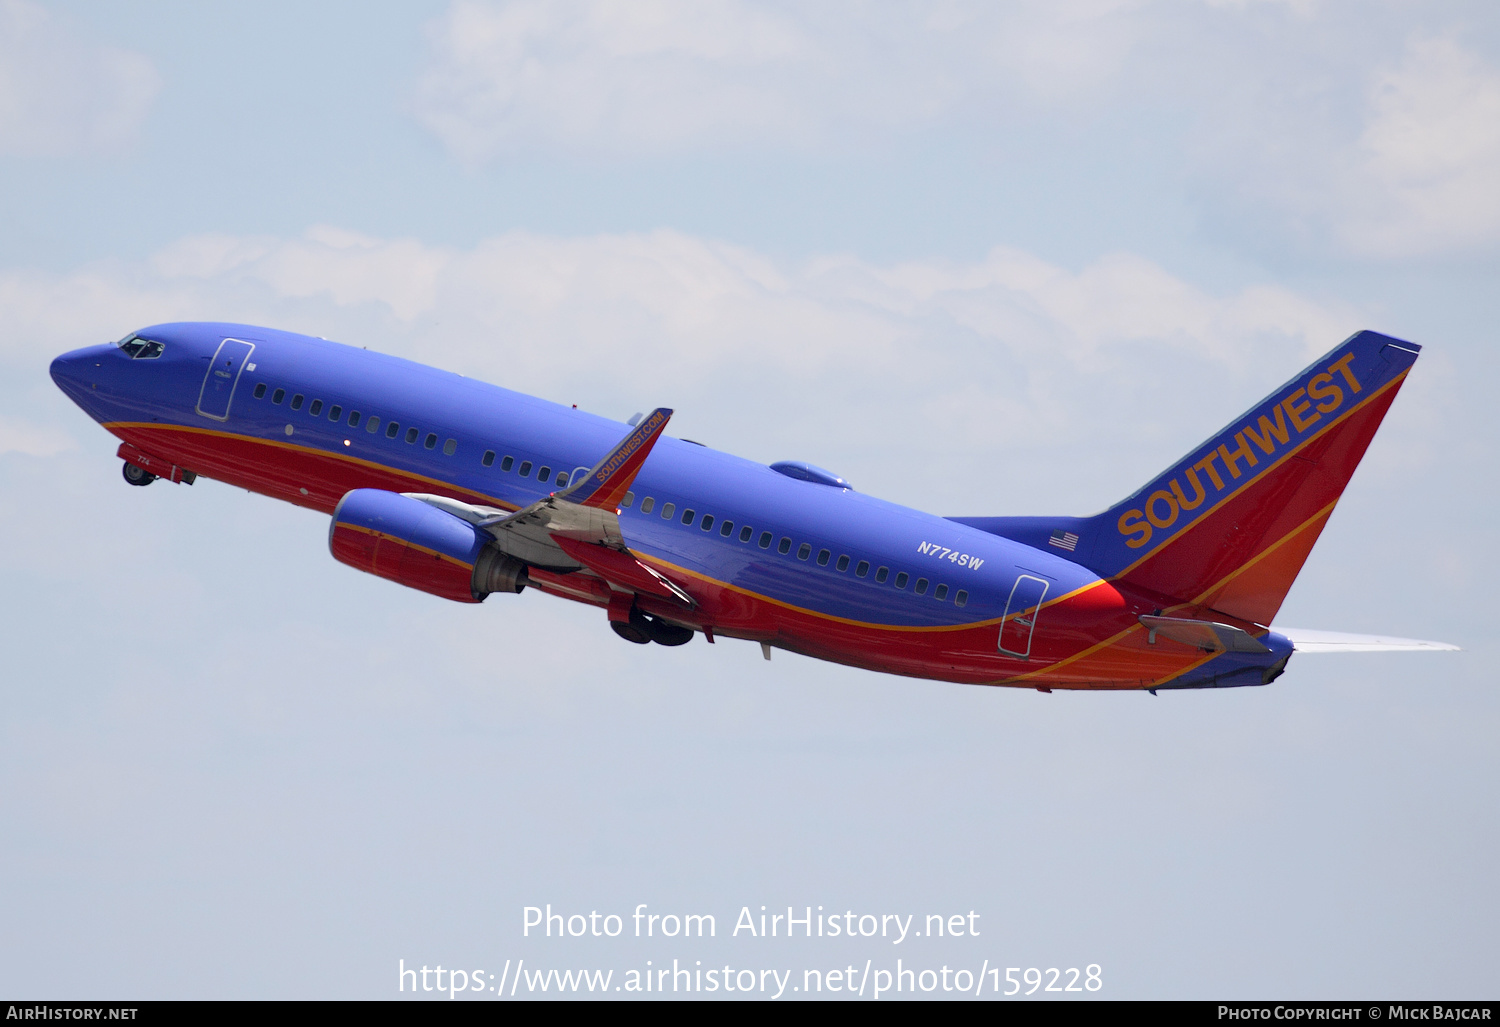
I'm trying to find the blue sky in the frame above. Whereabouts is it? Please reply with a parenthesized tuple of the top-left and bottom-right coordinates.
(1, 0, 1495, 999)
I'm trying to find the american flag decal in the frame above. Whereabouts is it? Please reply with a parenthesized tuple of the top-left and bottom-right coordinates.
(1049, 530, 1080, 552)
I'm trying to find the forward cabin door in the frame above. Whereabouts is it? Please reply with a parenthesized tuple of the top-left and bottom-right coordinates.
(998, 574, 1049, 658)
(196, 338, 256, 421)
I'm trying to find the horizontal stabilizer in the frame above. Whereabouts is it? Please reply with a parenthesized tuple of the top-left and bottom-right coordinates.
(1139, 614, 1271, 653)
(1273, 628, 1460, 653)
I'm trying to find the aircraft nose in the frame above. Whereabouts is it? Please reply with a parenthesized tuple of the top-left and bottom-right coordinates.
(50, 344, 113, 403)
(50, 349, 88, 395)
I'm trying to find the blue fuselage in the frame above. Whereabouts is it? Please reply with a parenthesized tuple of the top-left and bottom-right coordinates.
(51, 322, 1291, 690)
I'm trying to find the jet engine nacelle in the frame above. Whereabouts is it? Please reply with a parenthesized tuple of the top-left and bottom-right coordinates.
(329, 488, 528, 603)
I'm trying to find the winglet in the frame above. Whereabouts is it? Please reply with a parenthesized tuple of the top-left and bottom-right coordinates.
(560, 407, 673, 510)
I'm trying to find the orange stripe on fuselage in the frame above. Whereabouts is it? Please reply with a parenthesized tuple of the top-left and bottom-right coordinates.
(107, 421, 1211, 688)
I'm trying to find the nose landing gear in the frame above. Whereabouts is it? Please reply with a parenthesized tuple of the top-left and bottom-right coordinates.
(122, 461, 157, 486)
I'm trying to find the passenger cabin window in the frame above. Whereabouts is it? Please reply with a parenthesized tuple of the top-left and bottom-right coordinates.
(955, 590, 968, 607)
(758, 531, 772, 548)
(538, 465, 552, 482)
(408, 428, 420, 444)
(935, 584, 948, 601)
(720, 521, 734, 537)
(348, 411, 360, 427)
(701, 515, 714, 531)
(661, 503, 675, 519)
(329, 405, 342, 421)
(836, 555, 850, 572)
(817, 549, 831, 566)
(366, 416, 380, 433)
(385, 421, 400, 438)
(254, 384, 267, 399)
(739, 525, 752, 543)
(796, 543, 811, 560)
(445, 439, 458, 456)
(309, 400, 323, 416)
(876, 567, 889, 583)
(681, 508, 695, 525)
(425, 433, 438, 450)
(856, 560, 870, 577)
(622, 492, 634, 508)
(640, 497, 654, 514)
(894, 572, 909, 589)
(778, 538, 792, 555)
(291, 394, 304, 411)
(500, 456, 514, 472)
(554, 470, 567, 485)
(272, 388, 285, 404)
(915, 578, 929, 595)
(482, 450, 495, 466)
(518, 461, 532, 477)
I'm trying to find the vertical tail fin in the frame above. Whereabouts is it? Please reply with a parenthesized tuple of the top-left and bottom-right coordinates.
(1087, 330, 1419, 624)
(950, 331, 1420, 626)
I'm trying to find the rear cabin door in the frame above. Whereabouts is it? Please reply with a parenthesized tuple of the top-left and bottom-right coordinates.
(196, 338, 255, 421)
(998, 574, 1049, 658)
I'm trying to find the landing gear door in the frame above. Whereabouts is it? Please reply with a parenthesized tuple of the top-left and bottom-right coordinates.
(999, 574, 1049, 658)
(196, 338, 255, 421)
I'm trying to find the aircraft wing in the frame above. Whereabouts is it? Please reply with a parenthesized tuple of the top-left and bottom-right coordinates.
(406, 492, 696, 604)
(400, 406, 695, 593)
(1272, 628, 1461, 653)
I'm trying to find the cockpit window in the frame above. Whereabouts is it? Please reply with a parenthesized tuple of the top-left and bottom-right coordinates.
(115, 334, 164, 359)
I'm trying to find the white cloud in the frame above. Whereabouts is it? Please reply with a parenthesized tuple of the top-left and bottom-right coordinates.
(411, 2, 1500, 260)
(6, 226, 1357, 508)
(411, 0, 1143, 160)
(0, 0, 160, 156)
(0, 414, 73, 457)
(1339, 37, 1500, 256)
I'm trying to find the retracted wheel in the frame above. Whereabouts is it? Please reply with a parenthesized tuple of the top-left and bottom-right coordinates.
(611, 620, 651, 644)
(122, 461, 157, 486)
(634, 607, 694, 647)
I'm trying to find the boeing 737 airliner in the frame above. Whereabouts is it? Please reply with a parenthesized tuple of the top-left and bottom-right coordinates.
(50, 324, 1455, 692)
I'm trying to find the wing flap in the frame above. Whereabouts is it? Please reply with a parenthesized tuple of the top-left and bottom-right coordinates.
(551, 535, 695, 606)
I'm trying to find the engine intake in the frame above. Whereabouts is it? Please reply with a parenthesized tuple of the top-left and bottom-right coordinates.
(329, 488, 528, 603)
